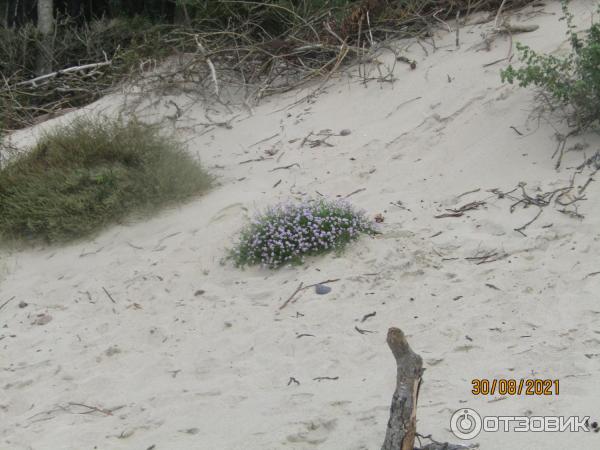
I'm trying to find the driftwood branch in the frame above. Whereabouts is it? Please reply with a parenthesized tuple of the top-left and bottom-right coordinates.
(382, 327, 472, 450)
(194, 35, 219, 97)
(14, 61, 112, 87)
(382, 327, 423, 450)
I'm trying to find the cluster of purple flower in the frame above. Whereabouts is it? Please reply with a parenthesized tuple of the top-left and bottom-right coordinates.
(232, 198, 374, 268)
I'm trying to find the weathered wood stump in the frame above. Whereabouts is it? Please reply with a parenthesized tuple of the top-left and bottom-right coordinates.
(381, 327, 474, 450)
(382, 327, 424, 450)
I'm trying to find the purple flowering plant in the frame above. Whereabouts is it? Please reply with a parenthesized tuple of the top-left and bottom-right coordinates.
(231, 198, 375, 269)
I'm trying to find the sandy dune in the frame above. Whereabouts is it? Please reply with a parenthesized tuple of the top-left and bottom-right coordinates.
(2, 1, 600, 449)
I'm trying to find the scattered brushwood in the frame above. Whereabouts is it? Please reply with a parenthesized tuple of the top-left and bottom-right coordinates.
(0, 116, 213, 242)
(0, 0, 535, 134)
(488, 156, 597, 236)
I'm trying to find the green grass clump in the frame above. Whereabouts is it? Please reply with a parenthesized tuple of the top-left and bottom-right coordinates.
(231, 198, 375, 269)
(501, 0, 600, 129)
(0, 117, 212, 242)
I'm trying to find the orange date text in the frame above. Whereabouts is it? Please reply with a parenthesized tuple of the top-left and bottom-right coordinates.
(471, 379, 559, 396)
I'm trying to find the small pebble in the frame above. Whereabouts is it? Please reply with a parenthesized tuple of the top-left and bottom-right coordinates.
(18, 301, 28, 308)
(315, 284, 332, 295)
(194, 290, 205, 296)
(339, 129, 351, 136)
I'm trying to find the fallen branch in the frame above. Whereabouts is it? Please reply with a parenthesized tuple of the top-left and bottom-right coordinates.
(514, 207, 543, 236)
(102, 287, 116, 304)
(313, 376, 339, 382)
(456, 188, 481, 199)
(465, 250, 507, 265)
(250, 133, 278, 147)
(584, 271, 600, 279)
(355, 326, 376, 334)
(194, 35, 219, 97)
(361, 311, 376, 322)
(0, 296, 16, 312)
(434, 198, 485, 218)
(14, 61, 112, 87)
(279, 282, 304, 310)
(239, 156, 273, 164)
(509, 125, 524, 135)
(67, 402, 118, 416)
(447, 200, 486, 214)
(345, 188, 366, 199)
(279, 278, 340, 310)
(434, 212, 463, 219)
(269, 163, 300, 172)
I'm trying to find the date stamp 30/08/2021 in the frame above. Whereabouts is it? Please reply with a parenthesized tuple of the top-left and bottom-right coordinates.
(471, 379, 560, 396)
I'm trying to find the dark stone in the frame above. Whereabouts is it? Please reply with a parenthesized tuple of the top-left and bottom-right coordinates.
(315, 284, 331, 295)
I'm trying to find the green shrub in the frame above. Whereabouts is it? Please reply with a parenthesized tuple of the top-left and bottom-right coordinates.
(231, 198, 375, 269)
(501, 0, 600, 129)
(0, 116, 212, 242)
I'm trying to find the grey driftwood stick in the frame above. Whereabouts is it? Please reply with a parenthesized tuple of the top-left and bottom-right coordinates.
(382, 328, 472, 450)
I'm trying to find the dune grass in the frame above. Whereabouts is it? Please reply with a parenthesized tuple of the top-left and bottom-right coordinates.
(0, 116, 212, 243)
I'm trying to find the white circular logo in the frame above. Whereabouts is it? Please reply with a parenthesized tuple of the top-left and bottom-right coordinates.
(450, 408, 482, 440)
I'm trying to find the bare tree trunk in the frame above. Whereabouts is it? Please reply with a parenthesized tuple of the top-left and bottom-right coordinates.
(36, 0, 54, 75)
(1, 0, 9, 27)
(174, 2, 191, 26)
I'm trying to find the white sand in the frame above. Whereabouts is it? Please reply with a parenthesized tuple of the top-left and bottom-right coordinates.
(2, 1, 600, 449)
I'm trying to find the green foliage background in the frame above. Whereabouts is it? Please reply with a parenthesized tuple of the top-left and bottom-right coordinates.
(501, 0, 600, 129)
